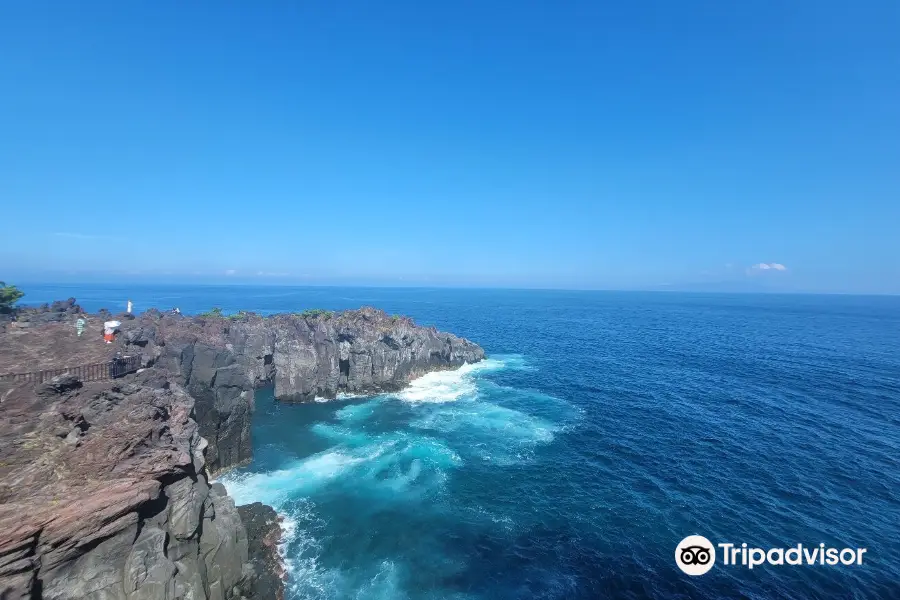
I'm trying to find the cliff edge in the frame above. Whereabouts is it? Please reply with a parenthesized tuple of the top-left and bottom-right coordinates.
(0, 303, 485, 599)
(115, 307, 484, 472)
(0, 370, 257, 600)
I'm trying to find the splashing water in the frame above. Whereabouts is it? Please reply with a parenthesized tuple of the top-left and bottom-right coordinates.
(219, 354, 571, 599)
(394, 358, 506, 403)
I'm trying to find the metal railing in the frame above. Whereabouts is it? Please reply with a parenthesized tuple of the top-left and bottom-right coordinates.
(0, 355, 142, 384)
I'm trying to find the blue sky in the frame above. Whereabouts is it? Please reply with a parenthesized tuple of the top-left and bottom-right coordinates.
(1, 1, 898, 293)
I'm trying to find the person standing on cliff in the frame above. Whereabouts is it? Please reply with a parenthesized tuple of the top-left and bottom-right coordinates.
(102, 320, 119, 344)
(127, 299, 133, 314)
(75, 316, 86, 337)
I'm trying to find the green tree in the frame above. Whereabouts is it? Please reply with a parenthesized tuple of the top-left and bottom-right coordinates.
(199, 307, 224, 318)
(0, 282, 24, 312)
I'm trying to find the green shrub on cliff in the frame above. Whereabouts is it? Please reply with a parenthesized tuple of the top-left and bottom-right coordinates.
(0, 282, 24, 313)
(199, 307, 224, 318)
(298, 308, 334, 320)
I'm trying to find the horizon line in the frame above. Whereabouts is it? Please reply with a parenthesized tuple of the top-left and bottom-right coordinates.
(7, 280, 899, 298)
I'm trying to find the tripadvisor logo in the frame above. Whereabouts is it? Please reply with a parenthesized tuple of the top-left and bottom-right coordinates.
(676, 535, 716, 576)
(675, 535, 867, 576)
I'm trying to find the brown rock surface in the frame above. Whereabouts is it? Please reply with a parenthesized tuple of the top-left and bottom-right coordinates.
(3, 305, 484, 473)
(237, 503, 286, 600)
(0, 318, 116, 374)
(0, 370, 253, 599)
(0, 300, 485, 599)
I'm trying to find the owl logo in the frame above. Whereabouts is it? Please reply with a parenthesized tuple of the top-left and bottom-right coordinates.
(676, 535, 716, 575)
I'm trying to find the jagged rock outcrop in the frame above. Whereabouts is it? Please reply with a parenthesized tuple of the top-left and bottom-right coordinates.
(236, 504, 285, 600)
(0, 371, 256, 600)
(6, 298, 85, 325)
(122, 307, 484, 400)
(111, 307, 484, 472)
(0, 303, 484, 599)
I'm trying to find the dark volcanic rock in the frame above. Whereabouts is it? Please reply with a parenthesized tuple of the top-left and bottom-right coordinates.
(0, 370, 255, 600)
(108, 306, 484, 472)
(122, 306, 484, 402)
(1, 305, 483, 474)
(14, 298, 85, 324)
(0, 300, 484, 599)
(237, 504, 285, 600)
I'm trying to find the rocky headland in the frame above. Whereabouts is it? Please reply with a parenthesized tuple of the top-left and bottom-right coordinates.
(0, 303, 484, 599)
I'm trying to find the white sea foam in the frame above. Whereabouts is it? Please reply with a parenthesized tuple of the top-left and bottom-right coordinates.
(277, 499, 332, 600)
(216, 471, 331, 599)
(335, 397, 383, 422)
(353, 560, 405, 600)
(414, 402, 555, 442)
(220, 450, 364, 506)
(311, 423, 372, 446)
(221, 430, 463, 598)
(405, 356, 563, 466)
(395, 357, 507, 403)
(219, 352, 544, 598)
(314, 391, 369, 402)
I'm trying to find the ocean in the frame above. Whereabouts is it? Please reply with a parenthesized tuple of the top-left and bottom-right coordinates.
(17, 284, 900, 599)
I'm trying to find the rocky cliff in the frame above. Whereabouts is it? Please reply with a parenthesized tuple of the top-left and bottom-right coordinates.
(236, 505, 285, 600)
(123, 307, 484, 400)
(0, 303, 485, 599)
(0, 370, 261, 600)
(115, 307, 484, 472)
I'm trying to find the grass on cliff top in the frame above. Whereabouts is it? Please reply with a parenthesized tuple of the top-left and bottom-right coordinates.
(227, 310, 256, 320)
(297, 308, 335, 320)
(198, 308, 258, 320)
(197, 307, 337, 320)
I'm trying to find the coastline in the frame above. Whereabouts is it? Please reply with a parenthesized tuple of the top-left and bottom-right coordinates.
(0, 299, 485, 599)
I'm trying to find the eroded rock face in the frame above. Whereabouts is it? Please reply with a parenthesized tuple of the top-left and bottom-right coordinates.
(2, 305, 483, 474)
(237, 504, 285, 600)
(124, 307, 483, 400)
(236, 308, 485, 402)
(0, 371, 253, 600)
(111, 307, 484, 471)
(0, 304, 485, 599)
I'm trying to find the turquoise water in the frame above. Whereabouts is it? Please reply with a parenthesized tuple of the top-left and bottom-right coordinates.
(20, 285, 900, 598)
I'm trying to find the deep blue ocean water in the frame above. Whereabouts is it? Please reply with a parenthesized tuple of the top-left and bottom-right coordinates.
(18, 285, 900, 599)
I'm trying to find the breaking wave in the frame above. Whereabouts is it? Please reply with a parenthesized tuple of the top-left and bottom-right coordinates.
(394, 357, 506, 403)
(220, 354, 576, 599)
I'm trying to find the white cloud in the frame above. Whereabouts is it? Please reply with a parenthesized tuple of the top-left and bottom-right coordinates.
(225, 269, 237, 276)
(748, 262, 788, 274)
